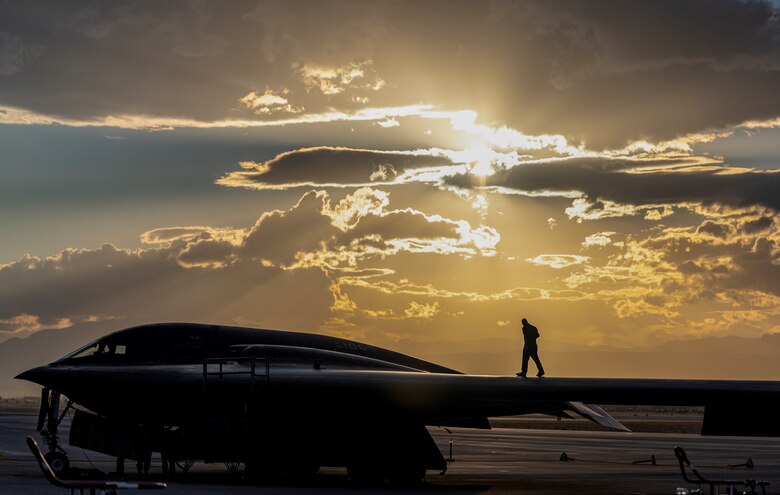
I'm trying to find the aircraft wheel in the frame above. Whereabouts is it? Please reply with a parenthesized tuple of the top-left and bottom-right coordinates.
(44, 451, 70, 476)
(388, 464, 426, 486)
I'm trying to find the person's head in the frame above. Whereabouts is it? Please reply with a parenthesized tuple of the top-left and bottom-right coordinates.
(521, 318, 528, 325)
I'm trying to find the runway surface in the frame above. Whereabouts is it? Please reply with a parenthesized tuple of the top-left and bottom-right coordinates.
(1, 413, 778, 494)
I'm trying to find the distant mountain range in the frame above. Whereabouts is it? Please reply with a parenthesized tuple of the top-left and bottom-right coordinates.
(2, 322, 779, 397)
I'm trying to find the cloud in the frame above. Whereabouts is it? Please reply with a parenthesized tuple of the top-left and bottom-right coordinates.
(140, 226, 244, 245)
(239, 89, 303, 115)
(0, 185, 510, 335)
(217, 146, 453, 189)
(742, 215, 774, 234)
(0, 32, 44, 75)
(553, 208, 780, 333)
(238, 186, 498, 270)
(2, 0, 780, 352)
(0, 102, 439, 130)
(300, 61, 385, 96)
(140, 226, 246, 268)
(338, 276, 591, 304)
(582, 232, 617, 249)
(404, 301, 440, 319)
(281, 189, 502, 279)
(447, 156, 780, 212)
(377, 118, 399, 128)
(239, 191, 337, 264)
(0, 314, 72, 335)
(143, 187, 506, 325)
(565, 197, 643, 221)
(0, 242, 335, 338)
(3, 1, 780, 146)
(526, 254, 590, 269)
(157, 187, 502, 273)
(5, 176, 775, 347)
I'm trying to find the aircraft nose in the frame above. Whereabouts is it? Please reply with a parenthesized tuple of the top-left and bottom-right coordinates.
(15, 366, 54, 386)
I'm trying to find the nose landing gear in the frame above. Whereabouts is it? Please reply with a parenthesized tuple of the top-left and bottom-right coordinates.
(36, 387, 72, 476)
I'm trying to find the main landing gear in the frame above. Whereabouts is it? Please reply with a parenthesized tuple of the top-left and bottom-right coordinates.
(36, 387, 73, 476)
(345, 423, 442, 486)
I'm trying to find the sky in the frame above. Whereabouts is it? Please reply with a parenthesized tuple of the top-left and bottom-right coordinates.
(1, 1, 779, 375)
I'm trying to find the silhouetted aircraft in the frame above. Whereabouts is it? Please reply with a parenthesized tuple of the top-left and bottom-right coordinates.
(16, 323, 780, 484)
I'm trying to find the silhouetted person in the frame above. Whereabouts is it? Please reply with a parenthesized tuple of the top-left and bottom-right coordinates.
(517, 318, 544, 377)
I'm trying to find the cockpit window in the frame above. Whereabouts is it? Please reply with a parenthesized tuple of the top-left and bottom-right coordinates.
(68, 342, 101, 359)
(61, 339, 132, 362)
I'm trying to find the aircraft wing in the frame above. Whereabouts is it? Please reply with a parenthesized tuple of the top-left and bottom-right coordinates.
(270, 370, 780, 437)
(17, 363, 780, 436)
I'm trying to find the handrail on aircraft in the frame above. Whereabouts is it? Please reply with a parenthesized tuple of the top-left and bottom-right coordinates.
(202, 356, 270, 389)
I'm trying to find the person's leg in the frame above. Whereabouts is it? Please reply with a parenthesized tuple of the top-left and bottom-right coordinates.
(519, 346, 530, 375)
(530, 347, 544, 376)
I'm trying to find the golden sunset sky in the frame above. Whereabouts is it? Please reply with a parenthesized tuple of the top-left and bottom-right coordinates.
(1, 1, 780, 391)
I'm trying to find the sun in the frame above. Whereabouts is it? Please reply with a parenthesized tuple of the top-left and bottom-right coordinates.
(470, 159, 495, 177)
(464, 146, 497, 177)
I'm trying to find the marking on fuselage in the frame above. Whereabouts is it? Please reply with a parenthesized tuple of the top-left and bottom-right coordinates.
(334, 341, 376, 352)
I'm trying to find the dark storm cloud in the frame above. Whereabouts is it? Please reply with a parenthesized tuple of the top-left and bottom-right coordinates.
(524, 64, 780, 148)
(371, 0, 780, 147)
(2, 1, 780, 146)
(218, 147, 452, 189)
(446, 157, 780, 210)
(558, 0, 776, 62)
(0, 1, 263, 120)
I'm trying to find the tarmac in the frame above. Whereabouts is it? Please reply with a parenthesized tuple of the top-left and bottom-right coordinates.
(1, 412, 778, 494)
